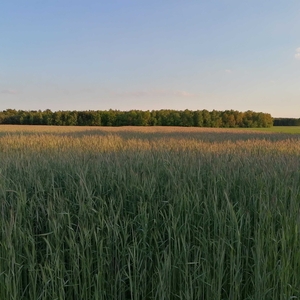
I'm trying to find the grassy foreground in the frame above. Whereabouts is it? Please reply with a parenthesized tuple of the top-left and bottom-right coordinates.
(1, 125, 300, 299)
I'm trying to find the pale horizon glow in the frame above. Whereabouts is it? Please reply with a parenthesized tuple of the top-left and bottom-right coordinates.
(1, 1, 300, 118)
(295, 48, 300, 60)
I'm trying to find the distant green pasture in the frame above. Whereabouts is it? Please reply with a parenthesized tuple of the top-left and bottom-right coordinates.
(250, 126, 300, 134)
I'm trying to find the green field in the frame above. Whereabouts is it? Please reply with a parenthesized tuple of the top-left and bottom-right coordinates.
(1, 125, 300, 299)
(252, 126, 300, 134)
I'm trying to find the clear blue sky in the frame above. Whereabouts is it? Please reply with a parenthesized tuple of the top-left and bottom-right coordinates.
(1, 0, 300, 117)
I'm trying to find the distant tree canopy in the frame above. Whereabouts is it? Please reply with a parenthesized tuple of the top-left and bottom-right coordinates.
(0, 109, 274, 128)
(273, 118, 300, 126)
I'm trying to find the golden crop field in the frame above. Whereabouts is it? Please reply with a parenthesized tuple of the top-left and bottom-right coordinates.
(1, 125, 300, 299)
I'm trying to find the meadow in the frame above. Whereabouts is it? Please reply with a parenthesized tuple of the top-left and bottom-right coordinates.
(1, 125, 300, 300)
(248, 126, 300, 134)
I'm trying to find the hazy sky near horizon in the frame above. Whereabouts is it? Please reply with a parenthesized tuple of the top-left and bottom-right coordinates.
(1, 1, 300, 117)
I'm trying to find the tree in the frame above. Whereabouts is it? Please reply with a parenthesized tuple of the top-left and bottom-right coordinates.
(180, 110, 194, 127)
(210, 110, 222, 127)
(0, 109, 275, 128)
(42, 109, 53, 125)
(193, 110, 204, 127)
(202, 110, 211, 127)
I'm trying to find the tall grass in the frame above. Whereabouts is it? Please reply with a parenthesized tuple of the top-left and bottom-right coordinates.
(1, 125, 300, 299)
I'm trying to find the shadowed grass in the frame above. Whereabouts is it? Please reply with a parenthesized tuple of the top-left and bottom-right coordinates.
(1, 126, 300, 299)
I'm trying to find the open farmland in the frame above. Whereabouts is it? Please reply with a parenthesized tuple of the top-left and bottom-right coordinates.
(1, 125, 300, 300)
(251, 126, 300, 134)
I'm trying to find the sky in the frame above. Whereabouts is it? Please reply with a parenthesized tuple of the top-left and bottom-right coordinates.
(1, 0, 300, 117)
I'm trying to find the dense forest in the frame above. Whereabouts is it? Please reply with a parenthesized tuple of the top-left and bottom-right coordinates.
(273, 118, 300, 126)
(0, 109, 273, 127)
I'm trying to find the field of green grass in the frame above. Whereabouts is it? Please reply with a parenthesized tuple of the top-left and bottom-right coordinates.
(252, 126, 300, 134)
(1, 125, 300, 299)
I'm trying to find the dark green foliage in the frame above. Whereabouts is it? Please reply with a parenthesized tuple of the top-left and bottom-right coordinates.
(0, 109, 274, 128)
(273, 118, 300, 126)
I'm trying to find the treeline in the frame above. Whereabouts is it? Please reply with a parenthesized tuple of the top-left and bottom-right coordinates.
(0, 109, 273, 128)
(273, 118, 300, 126)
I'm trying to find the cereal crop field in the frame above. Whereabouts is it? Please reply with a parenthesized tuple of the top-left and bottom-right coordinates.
(1, 125, 300, 299)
